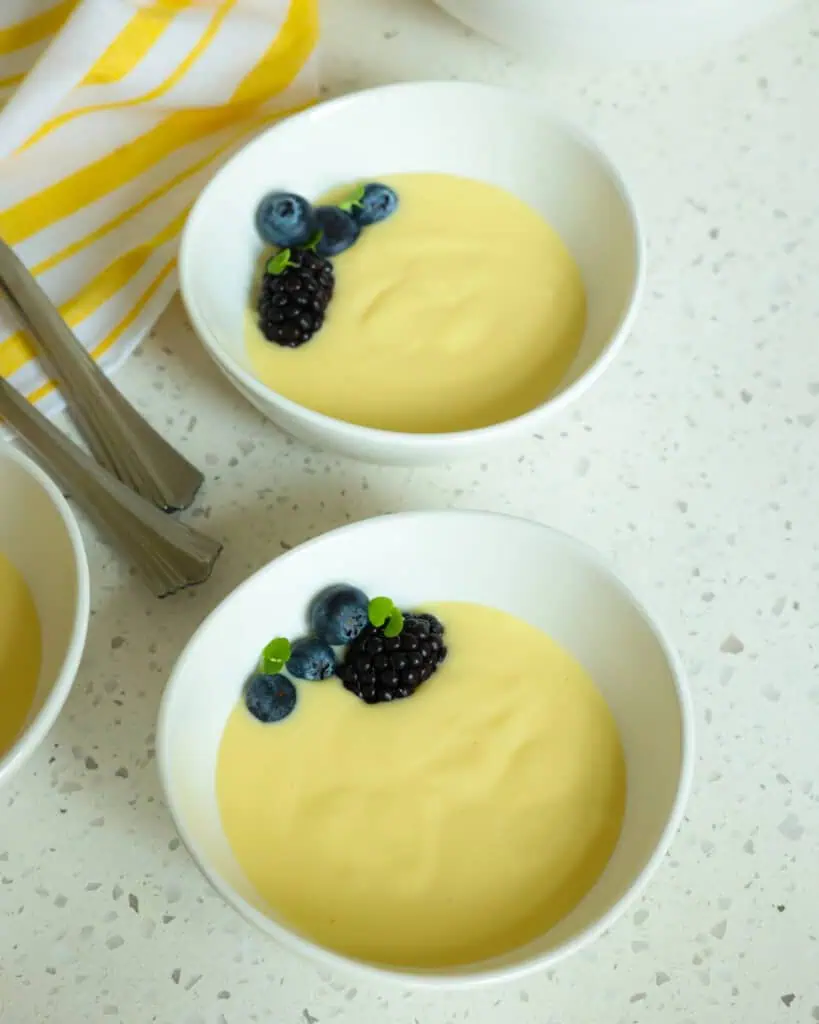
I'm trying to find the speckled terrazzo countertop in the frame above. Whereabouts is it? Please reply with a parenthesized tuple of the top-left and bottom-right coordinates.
(2, 2, 819, 1022)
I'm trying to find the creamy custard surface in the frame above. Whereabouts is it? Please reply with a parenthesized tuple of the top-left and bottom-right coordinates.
(0, 552, 41, 757)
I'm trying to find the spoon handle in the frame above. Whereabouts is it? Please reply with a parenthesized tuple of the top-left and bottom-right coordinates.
(0, 377, 222, 598)
(0, 238, 204, 512)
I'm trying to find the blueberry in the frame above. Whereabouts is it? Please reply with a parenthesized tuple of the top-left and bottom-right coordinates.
(310, 584, 369, 645)
(350, 183, 399, 227)
(245, 672, 297, 723)
(287, 637, 336, 681)
(255, 192, 317, 248)
(314, 206, 360, 257)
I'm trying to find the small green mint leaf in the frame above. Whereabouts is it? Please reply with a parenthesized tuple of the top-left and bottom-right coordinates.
(261, 636, 291, 674)
(266, 248, 293, 275)
(303, 230, 322, 252)
(338, 184, 366, 212)
(383, 608, 404, 638)
(271, 637, 292, 661)
(368, 596, 394, 628)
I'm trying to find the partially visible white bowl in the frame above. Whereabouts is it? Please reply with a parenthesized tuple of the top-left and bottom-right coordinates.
(433, 0, 794, 62)
(0, 442, 90, 789)
(180, 81, 644, 465)
(157, 510, 693, 987)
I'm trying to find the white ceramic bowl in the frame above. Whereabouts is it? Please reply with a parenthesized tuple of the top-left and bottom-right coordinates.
(180, 81, 644, 465)
(0, 442, 90, 789)
(433, 0, 794, 62)
(157, 510, 693, 987)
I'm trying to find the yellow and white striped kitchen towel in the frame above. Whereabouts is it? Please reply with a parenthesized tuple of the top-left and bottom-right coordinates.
(0, 0, 318, 418)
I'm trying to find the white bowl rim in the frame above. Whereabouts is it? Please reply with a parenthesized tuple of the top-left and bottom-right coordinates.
(0, 443, 90, 786)
(179, 79, 647, 452)
(157, 508, 694, 988)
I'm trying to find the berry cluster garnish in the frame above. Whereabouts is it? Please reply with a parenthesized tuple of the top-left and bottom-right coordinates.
(242, 584, 446, 722)
(243, 630, 337, 725)
(253, 183, 399, 348)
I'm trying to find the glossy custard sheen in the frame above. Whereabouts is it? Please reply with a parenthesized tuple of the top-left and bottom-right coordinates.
(0, 552, 41, 757)
(245, 173, 587, 433)
(216, 601, 626, 968)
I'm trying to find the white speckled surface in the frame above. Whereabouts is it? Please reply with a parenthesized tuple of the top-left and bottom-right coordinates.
(2, 2, 819, 1021)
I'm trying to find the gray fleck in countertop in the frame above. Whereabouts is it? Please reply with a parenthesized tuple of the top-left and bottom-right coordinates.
(2, 1, 818, 1021)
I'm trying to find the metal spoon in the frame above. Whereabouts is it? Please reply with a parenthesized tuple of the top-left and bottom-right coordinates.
(0, 376, 222, 598)
(0, 238, 203, 512)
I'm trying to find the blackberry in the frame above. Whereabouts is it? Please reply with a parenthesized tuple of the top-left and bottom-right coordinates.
(338, 612, 447, 705)
(257, 248, 334, 347)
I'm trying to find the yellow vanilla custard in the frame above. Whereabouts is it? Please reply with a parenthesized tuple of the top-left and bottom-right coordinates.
(216, 601, 625, 968)
(245, 173, 587, 433)
(0, 552, 42, 757)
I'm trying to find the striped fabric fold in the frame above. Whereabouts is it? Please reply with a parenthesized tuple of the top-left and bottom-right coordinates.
(0, 0, 319, 417)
